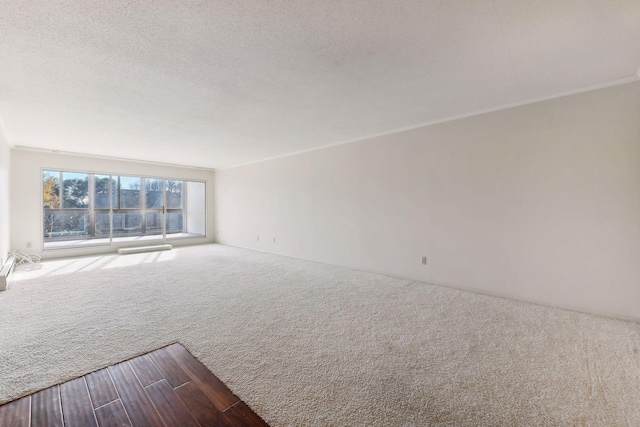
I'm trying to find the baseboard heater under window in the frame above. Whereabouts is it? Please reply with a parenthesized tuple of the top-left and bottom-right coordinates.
(117, 244, 173, 255)
(0, 255, 16, 291)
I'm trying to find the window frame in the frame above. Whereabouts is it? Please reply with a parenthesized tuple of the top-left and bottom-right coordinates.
(41, 168, 206, 250)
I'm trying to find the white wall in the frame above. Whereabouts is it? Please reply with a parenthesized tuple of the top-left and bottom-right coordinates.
(0, 130, 10, 266)
(10, 150, 215, 259)
(214, 81, 640, 320)
(186, 181, 206, 236)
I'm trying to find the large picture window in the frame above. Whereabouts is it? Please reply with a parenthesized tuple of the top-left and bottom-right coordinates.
(43, 170, 206, 249)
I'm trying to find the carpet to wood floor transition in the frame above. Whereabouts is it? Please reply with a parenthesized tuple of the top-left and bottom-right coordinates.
(0, 343, 269, 427)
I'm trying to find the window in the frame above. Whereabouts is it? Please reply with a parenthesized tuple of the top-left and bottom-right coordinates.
(43, 170, 206, 249)
(43, 171, 90, 240)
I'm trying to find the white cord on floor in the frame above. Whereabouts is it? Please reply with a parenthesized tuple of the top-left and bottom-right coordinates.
(9, 250, 42, 271)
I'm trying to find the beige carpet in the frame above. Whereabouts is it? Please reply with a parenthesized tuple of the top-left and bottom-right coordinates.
(1, 244, 639, 426)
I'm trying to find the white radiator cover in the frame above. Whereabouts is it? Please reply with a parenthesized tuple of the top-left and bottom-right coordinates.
(117, 244, 173, 255)
(0, 255, 16, 291)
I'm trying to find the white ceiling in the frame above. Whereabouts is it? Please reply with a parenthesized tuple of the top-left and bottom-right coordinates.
(1, 1, 639, 170)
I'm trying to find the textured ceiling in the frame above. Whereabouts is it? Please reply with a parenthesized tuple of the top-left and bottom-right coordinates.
(1, 0, 639, 169)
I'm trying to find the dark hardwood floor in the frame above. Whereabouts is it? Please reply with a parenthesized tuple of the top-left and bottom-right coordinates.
(0, 343, 270, 427)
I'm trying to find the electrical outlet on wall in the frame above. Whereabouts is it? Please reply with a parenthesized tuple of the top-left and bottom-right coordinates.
(421, 256, 427, 265)
(26, 242, 32, 248)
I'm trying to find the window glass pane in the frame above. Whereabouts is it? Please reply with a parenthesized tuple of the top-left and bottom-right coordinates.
(166, 212, 183, 233)
(95, 213, 111, 236)
(43, 170, 60, 209)
(43, 212, 54, 237)
(62, 172, 89, 209)
(166, 180, 183, 209)
(43, 213, 90, 238)
(112, 213, 142, 235)
(145, 212, 163, 234)
(95, 175, 115, 209)
(112, 214, 123, 234)
(118, 176, 141, 209)
(145, 178, 164, 209)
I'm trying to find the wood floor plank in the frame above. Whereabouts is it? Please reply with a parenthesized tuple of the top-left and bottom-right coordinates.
(31, 385, 63, 427)
(128, 354, 163, 387)
(148, 346, 191, 388)
(174, 381, 235, 427)
(165, 343, 239, 411)
(108, 362, 166, 427)
(224, 401, 270, 427)
(0, 395, 30, 427)
(0, 344, 270, 427)
(94, 399, 132, 427)
(60, 377, 98, 427)
(145, 380, 199, 427)
(86, 369, 120, 408)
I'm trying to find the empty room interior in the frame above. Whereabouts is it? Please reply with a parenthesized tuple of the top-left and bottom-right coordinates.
(1, 1, 640, 426)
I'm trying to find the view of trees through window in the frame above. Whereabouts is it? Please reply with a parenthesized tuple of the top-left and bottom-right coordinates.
(43, 170, 205, 248)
